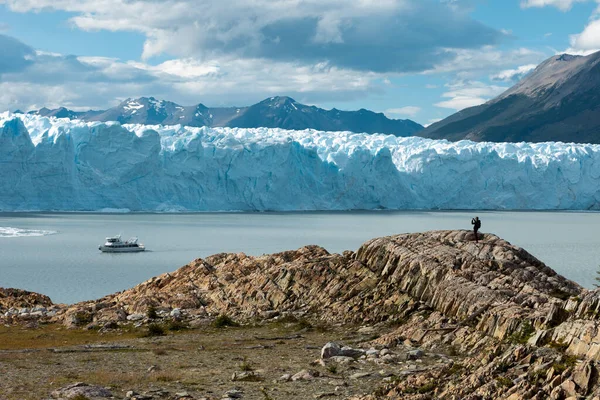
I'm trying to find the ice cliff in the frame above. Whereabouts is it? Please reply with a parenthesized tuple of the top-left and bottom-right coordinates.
(1, 112, 600, 211)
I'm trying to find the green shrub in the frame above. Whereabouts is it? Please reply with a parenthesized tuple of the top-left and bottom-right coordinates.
(145, 323, 166, 337)
(146, 305, 158, 320)
(508, 321, 535, 344)
(496, 376, 513, 387)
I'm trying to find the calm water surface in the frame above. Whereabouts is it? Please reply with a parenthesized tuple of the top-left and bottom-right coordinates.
(0, 211, 598, 304)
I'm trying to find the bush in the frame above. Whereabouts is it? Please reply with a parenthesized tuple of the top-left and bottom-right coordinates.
(146, 305, 158, 320)
(213, 314, 239, 328)
(145, 323, 166, 337)
(166, 320, 188, 331)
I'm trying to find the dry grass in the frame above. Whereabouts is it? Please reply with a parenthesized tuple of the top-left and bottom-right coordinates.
(0, 321, 404, 400)
(0, 324, 140, 350)
(78, 369, 184, 386)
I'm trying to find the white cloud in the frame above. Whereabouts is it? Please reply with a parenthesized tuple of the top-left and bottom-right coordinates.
(490, 64, 537, 81)
(384, 106, 421, 118)
(568, 18, 600, 54)
(425, 84, 438, 89)
(0, 0, 504, 73)
(434, 81, 508, 111)
(424, 46, 545, 77)
(520, 0, 587, 11)
(0, 34, 386, 111)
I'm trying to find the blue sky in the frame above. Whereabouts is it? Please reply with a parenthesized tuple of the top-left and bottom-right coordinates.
(0, 0, 599, 126)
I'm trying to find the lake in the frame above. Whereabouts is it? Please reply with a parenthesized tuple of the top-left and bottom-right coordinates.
(0, 211, 597, 304)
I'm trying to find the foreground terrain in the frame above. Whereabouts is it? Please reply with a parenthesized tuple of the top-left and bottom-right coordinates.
(2, 230, 600, 399)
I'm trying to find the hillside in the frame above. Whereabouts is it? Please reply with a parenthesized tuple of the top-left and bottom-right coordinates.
(422, 51, 600, 143)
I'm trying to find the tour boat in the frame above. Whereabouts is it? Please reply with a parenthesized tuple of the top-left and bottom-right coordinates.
(98, 235, 145, 253)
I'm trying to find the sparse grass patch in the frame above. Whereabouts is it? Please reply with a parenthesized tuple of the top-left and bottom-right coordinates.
(446, 362, 464, 375)
(261, 387, 275, 400)
(238, 358, 254, 372)
(326, 364, 338, 374)
(0, 324, 139, 350)
(552, 355, 578, 374)
(496, 376, 513, 387)
(548, 340, 569, 351)
(213, 314, 239, 328)
(417, 381, 436, 394)
(144, 323, 166, 337)
(166, 320, 188, 331)
(508, 321, 535, 344)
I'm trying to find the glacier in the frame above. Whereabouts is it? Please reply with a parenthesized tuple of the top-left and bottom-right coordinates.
(1, 112, 600, 211)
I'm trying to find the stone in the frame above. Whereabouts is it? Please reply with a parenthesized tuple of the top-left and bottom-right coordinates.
(50, 382, 113, 399)
(340, 346, 365, 359)
(231, 371, 262, 382)
(349, 372, 371, 379)
(279, 374, 292, 382)
(560, 380, 577, 398)
(170, 308, 182, 318)
(292, 369, 317, 381)
(328, 356, 355, 364)
(321, 342, 342, 359)
(573, 360, 595, 395)
(406, 349, 424, 360)
(225, 389, 243, 398)
(126, 313, 145, 321)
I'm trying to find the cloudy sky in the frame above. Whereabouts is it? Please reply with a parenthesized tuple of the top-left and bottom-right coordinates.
(0, 0, 599, 126)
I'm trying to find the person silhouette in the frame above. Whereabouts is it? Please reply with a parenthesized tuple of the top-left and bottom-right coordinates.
(471, 216, 481, 242)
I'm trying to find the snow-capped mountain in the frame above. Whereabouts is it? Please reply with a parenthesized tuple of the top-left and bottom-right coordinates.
(28, 96, 424, 137)
(2, 112, 600, 212)
(422, 51, 600, 143)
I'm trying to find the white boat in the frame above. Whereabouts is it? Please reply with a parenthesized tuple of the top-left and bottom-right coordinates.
(99, 235, 145, 253)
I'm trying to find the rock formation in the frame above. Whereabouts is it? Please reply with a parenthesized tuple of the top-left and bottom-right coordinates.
(3, 230, 600, 399)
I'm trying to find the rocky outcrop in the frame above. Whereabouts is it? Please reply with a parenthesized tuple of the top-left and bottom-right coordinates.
(0, 288, 53, 312)
(49, 231, 580, 341)
(5, 230, 600, 399)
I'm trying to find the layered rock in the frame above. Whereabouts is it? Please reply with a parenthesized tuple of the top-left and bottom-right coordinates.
(5, 230, 600, 399)
(0, 288, 53, 312)
(47, 231, 581, 339)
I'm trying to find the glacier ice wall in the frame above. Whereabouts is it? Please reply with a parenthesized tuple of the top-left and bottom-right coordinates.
(1, 112, 600, 211)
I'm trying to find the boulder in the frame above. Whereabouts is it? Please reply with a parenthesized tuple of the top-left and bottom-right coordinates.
(50, 382, 112, 399)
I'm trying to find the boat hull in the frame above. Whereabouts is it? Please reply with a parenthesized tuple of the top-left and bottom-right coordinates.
(99, 245, 145, 253)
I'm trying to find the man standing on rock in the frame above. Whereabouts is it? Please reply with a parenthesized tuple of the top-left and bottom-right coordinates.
(471, 216, 481, 242)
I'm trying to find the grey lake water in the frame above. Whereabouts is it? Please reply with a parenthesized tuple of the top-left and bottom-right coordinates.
(0, 211, 598, 304)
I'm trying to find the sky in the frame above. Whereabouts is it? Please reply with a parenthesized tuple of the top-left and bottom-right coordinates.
(0, 0, 600, 126)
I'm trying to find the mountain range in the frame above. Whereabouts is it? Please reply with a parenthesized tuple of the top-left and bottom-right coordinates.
(422, 51, 600, 144)
(27, 96, 424, 137)
(25, 51, 600, 144)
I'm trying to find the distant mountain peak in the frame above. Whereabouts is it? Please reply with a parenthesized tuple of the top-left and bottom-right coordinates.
(422, 50, 600, 143)
(26, 96, 424, 136)
(556, 54, 580, 62)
